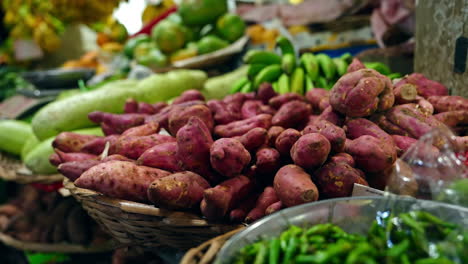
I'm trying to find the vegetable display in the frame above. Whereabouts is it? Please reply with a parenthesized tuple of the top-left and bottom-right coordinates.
(234, 211, 468, 264)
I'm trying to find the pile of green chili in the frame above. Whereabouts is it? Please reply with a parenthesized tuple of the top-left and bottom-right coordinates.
(234, 211, 467, 264)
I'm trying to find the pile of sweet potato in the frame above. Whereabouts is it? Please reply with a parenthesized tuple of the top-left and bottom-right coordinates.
(50, 62, 468, 224)
(0, 185, 108, 244)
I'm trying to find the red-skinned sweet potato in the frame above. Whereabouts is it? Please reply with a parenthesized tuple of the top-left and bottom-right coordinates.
(237, 127, 268, 152)
(395, 73, 448, 98)
(317, 106, 345, 126)
(145, 100, 205, 129)
(434, 110, 468, 128)
(137, 102, 157, 114)
(75, 161, 171, 202)
(207, 99, 241, 125)
(306, 115, 320, 126)
(176, 117, 216, 182)
(121, 122, 160, 137)
(273, 165, 319, 207)
(101, 122, 118, 136)
(229, 194, 258, 222)
(241, 100, 276, 119)
(347, 58, 366, 72)
(81, 135, 119, 155)
(329, 153, 355, 167)
(427, 95, 468, 113)
(415, 96, 434, 115)
(392, 135, 418, 156)
(318, 97, 331, 113)
(137, 142, 179, 172)
(110, 134, 176, 159)
(265, 201, 283, 215)
(147, 171, 210, 210)
(291, 133, 331, 170)
(245, 187, 279, 223)
(52, 132, 99, 153)
(330, 69, 394, 117)
(256, 83, 277, 104)
(152, 102, 168, 114)
(371, 114, 410, 137)
(172, 90, 205, 105)
(303, 120, 346, 153)
(314, 161, 368, 198)
(255, 147, 281, 176)
(210, 138, 251, 178)
(124, 98, 138, 113)
(58, 160, 101, 181)
(344, 118, 393, 142)
(275, 128, 301, 156)
(267, 126, 285, 147)
(88, 112, 146, 134)
(345, 135, 397, 173)
(305, 88, 329, 113)
(269, 93, 305, 109)
(50, 149, 97, 166)
(168, 104, 214, 136)
(272, 100, 311, 128)
(201, 175, 253, 220)
(393, 83, 418, 104)
(214, 114, 272, 138)
(222, 93, 250, 111)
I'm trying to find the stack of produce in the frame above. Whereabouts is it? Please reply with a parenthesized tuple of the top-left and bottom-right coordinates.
(0, 185, 108, 245)
(231, 37, 397, 95)
(123, 0, 246, 68)
(50, 58, 467, 224)
(234, 211, 468, 264)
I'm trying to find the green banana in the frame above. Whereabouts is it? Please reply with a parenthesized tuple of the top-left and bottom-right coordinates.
(230, 77, 249, 94)
(272, 82, 279, 93)
(317, 76, 329, 90)
(300, 53, 319, 81)
(244, 50, 282, 65)
(364, 62, 392, 76)
(333, 58, 348, 76)
(240, 82, 253, 93)
(247, 64, 267, 80)
(276, 36, 295, 55)
(278, 74, 290, 94)
(290, 67, 305, 95)
(281, 53, 296, 75)
(254, 64, 283, 89)
(305, 75, 314, 92)
(316, 53, 336, 80)
(340, 52, 353, 64)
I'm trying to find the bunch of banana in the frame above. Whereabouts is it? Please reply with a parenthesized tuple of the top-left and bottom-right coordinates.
(50, 0, 122, 24)
(230, 36, 353, 95)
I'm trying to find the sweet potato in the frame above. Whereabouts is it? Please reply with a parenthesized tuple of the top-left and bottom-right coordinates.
(245, 187, 279, 223)
(274, 165, 319, 207)
(415, 96, 434, 115)
(269, 93, 305, 109)
(256, 83, 277, 104)
(393, 83, 418, 104)
(291, 133, 331, 170)
(81, 135, 119, 155)
(255, 147, 281, 176)
(176, 117, 216, 181)
(229, 194, 258, 222)
(88, 112, 146, 134)
(223, 93, 250, 111)
(210, 138, 251, 178)
(152, 102, 168, 114)
(303, 120, 346, 153)
(121, 122, 160, 137)
(110, 134, 176, 159)
(344, 118, 393, 143)
(306, 115, 320, 126)
(237, 127, 268, 152)
(168, 104, 214, 136)
(454, 136, 468, 152)
(214, 114, 272, 138)
(275, 128, 301, 156)
(75, 161, 170, 202)
(201, 175, 253, 220)
(265, 201, 283, 215)
(305, 88, 329, 112)
(241, 100, 276, 119)
(272, 100, 311, 128)
(147, 171, 210, 210)
(52, 132, 99, 153)
(347, 58, 365, 72)
(172, 89, 205, 105)
(434, 110, 468, 128)
(317, 106, 345, 126)
(101, 122, 117, 136)
(207, 100, 241, 125)
(137, 142, 179, 172)
(385, 104, 443, 138)
(345, 135, 397, 173)
(329, 153, 355, 167)
(428, 95, 468, 113)
(314, 161, 368, 198)
(318, 97, 331, 112)
(330, 69, 394, 117)
(58, 160, 101, 181)
(371, 114, 410, 136)
(135, 102, 155, 114)
(51, 149, 97, 166)
(267, 126, 285, 147)
(124, 98, 138, 113)
(395, 73, 448, 98)
(392, 135, 418, 156)
(145, 100, 205, 129)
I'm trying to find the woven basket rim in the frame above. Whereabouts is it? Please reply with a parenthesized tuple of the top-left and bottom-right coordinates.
(63, 178, 242, 229)
(0, 231, 117, 253)
(0, 152, 63, 184)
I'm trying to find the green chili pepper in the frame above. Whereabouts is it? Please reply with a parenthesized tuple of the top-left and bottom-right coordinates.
(306, 223, 334, 236)
(254, 242, 267, 264)
(412, 212, 457, 229)
(295, 254, 320, 263)
(269, 238, 280, 264)
(282, 236, 299, 264)
(414, 258, 455, 264)
(345, 242, 373, 264)
(400, 254, 411, 264)
(387, 239, 410, 257)
(400, 214, 425, 234)
(309, 235, 326, 244)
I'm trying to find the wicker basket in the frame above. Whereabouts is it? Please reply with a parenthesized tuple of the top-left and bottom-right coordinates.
(63, 179, 242, 250)
(180, 227, 244, 264)
(0, 152, 63, 184)
(0, 231, 116, 253)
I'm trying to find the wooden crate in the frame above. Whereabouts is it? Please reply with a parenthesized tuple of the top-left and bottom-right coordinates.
(415, 0, 468, 97)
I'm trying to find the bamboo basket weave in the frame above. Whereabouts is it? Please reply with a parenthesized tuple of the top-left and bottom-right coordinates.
(63, 179, 242, 250)
(0, 152, 63, 184)
(180, 227, 245, 264)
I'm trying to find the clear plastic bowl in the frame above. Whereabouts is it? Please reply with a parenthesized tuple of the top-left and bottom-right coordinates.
(215, 196, 468, 264)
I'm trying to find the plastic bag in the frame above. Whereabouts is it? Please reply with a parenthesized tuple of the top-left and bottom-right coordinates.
(386, 127, 468, 206)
